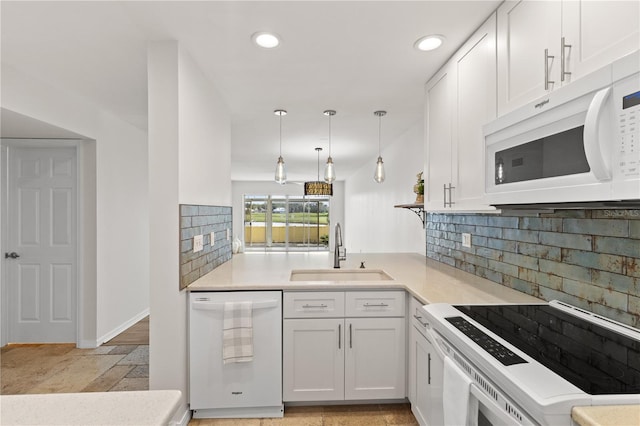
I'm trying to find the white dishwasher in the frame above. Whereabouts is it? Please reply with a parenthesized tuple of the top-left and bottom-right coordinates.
(189, 291, 283, 419)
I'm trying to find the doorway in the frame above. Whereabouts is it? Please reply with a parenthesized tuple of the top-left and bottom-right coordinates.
(1, 141, 79, 344)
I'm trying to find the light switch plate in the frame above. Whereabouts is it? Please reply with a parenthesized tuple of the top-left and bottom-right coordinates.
(193, 234, 204, 252)
(462, 233, 471, 248)
(210, 232, 215, 247)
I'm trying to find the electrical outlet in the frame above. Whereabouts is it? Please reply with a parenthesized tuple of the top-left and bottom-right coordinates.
(226, 228, 230, 241)
(462, 233, 472, 248)
(210, 232, 215, 247)
(193, 234, 204, 252)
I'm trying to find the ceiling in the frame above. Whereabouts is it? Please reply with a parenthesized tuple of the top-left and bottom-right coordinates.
(1, 1, 500, 182)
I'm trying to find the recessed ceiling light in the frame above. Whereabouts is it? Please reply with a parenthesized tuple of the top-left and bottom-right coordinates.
(414, 34, 445, 51)
(252, 32, 280, 49)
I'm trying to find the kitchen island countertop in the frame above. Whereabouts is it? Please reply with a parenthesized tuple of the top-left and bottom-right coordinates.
(0, 390, 182, 425)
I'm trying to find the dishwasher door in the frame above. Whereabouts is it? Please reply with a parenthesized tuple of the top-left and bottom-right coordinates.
(189, 291, 283, 418)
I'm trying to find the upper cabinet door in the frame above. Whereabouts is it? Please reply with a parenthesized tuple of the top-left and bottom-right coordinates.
(497, 0, 562, 115)
(424, 65, 454, 211)
(562, 0, 640, 82)
(452, 13, 497, 210)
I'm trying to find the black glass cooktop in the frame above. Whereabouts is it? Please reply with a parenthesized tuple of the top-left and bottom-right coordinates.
(452, 304, 640, 395)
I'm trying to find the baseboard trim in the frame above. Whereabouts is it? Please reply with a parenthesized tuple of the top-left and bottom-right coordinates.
(96, 307, 149, 346)
(171, 406, 191, 426)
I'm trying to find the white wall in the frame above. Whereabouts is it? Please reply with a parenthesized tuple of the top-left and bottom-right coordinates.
(344, 121, 425, 254)
(148, 41, 232, 422)
(231, 180, 345, 251)
(1, 63, 150, 347)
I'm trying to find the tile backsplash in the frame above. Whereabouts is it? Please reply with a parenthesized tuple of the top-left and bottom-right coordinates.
(179, 204, 232, 290)
(426, 209, 640, 328)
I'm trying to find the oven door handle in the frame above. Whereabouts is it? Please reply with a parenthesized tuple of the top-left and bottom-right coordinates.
(469, 384, 532, 426)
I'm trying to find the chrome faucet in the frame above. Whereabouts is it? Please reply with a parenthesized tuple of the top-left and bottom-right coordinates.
(334, 223, 346, 268)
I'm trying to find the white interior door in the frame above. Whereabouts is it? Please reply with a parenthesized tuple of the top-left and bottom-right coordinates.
(5, 146, 77, 343)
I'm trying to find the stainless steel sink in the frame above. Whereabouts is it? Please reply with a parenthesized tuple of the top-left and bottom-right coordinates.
(290, 269, 394, 282)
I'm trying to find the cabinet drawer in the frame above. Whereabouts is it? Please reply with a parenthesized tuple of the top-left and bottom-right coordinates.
(345, 291, 405, 317)
(283, 292, 345, 318)
(410, 296, 429, 335)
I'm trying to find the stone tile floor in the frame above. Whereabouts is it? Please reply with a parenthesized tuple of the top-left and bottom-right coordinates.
(190, 404, 418, 426)
(1, 343, 149, 394)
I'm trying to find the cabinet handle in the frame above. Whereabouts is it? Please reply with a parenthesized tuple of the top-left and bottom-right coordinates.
(561, 37, 572, 82)
(544, 48, 555, 90)
(302, 304, 327, 309)
(443, 183, 455, 208)
(413, 314, 428, 328)
(349, 323, 353, 349)
(428, 353, 432, 385)
(443, 184, 447, 208)
(338, 323, 341, 349)
(363, 303, 389, 308)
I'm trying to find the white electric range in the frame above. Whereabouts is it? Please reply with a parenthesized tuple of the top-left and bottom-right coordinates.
(422, 301, 640, 425)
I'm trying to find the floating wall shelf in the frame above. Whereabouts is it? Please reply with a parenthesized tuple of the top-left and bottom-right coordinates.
(394, 203, 425, 228)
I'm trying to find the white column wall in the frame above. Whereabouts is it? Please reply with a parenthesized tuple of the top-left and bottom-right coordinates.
(344, 122, 425, 254)
(148, 41, 232, 422)
(1, 63, 150, 348)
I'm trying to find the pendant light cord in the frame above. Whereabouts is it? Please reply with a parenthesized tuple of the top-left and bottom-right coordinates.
(279, 113, 283, 156)
(328, 114, 332, 157)
(378, 114, 381, 156)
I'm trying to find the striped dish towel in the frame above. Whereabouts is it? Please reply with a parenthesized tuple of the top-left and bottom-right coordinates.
(222, 301, 253, 364)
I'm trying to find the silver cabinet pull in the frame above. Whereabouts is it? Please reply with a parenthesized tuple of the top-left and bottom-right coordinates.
(338, 323, 341, 349)
(443, 183, 455, 208)
(561, 37, 572, 82)
(413, 314, 428, 328)
(302, 304, 327, 308)
(544, 48, 555, 90)
(363, 303, 389, 308)
(428, 353, 432, 384)
(349, 323, 353, 349)
(443, 183, 447, 208)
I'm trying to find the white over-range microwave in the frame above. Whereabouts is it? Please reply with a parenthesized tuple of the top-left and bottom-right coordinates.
(484, 51, 640, 207)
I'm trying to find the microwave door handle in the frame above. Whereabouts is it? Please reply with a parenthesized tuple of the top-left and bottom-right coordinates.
(584, 86, 612, 181)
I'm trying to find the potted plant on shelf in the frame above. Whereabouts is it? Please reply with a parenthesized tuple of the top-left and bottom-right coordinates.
(413, 172, 424, 204)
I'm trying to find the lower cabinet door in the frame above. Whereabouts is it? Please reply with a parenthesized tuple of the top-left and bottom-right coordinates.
(283, 318, 344, 401)
(344, 317, 406, 400)
(413, 328, 444, 426)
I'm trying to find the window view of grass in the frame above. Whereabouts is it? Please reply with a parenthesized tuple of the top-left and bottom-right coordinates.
(244, 196, 330, 251)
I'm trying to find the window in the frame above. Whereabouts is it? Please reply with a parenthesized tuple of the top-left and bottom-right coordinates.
(244, 195, 330, 252)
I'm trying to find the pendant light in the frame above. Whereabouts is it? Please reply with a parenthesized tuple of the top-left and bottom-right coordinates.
(374, 110, 386, 183)
(274, 109, 287, 184)
(304, 147, 333, 196)
(323, 110, 336, 183)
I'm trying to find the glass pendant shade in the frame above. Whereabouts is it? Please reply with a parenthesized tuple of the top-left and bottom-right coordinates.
(273, 109, 287, 184)
(324, 156, 336, 183)
(275, 156, 286, 184)
(374, 156, 385, 183)
(373, 110, 387, 184)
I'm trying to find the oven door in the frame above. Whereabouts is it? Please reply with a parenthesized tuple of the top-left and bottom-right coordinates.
(469, 384, 533, 426)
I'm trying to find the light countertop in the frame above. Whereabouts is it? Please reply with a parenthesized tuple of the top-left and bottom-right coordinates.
(188, 252, 542, 305)
(0, 390, 182, 425)
(572, 405, 640, 426)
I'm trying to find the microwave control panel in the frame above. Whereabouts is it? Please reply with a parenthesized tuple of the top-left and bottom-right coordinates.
(618, 86, 639, 178)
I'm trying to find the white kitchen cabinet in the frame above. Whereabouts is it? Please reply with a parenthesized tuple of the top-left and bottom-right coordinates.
(497, 0, 639, 115)
(283, 318, 344, 401)
(283, 290, 406, 402)
(425, 13, 497, 211)
(408, 298, 444, 426)
(562, 0, 639, 81)
(344, 317, 406, 400)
